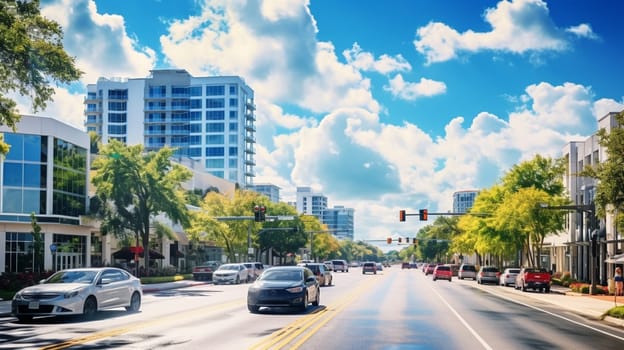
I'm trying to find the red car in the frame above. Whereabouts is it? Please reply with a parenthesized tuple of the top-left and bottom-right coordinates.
(432, 264, 452, 281)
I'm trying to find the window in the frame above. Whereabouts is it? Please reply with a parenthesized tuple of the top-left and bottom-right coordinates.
(229, 111, 238, 119)
(190, 99, 202, 109)
(209, 170, 224, 178)
(229, 98, 238, 107)
(190, 111, 202, 121)
(206, 147, 224, 156)
(190, 135, 202, 145)
(190, 86, 202, 97)
(207, 110, 224, 120)
(229, 135, 238, 144)
(205, 159, 224, 168)
(206, 85, 225, 96)
(206, 135, 224, 144)
(188, 147, 201, 157)
(172, 86, 189, 97)
(229, 122, 238, 131)
(108, 101, 127, 111)
(206, 98, 224, 108)
(149, 85, 166, 97)
(229, 147, 238, 156)
(190, 124, 202, 133)
(108, 113, 127, 123)
(206, 123, 225, 132)
(108, 125, 127, 134)
(229, 85, 237, 95)
(229, 159, 238, 167)
(108, 89, 128, 99)
(5, 232, 36, 273)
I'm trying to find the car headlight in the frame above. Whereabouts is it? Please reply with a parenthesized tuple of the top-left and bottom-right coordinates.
(64, 290, 81, 299)
(285, 286, 303, 293)
(13, 292, 23, 301)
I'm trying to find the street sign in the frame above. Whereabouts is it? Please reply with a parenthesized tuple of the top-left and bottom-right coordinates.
(50, 244, 57, 253)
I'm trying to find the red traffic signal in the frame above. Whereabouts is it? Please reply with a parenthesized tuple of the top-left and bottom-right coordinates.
(399, 210, 406, 222)
(387, 237, 392, 244)
(419, 209, 428, 221)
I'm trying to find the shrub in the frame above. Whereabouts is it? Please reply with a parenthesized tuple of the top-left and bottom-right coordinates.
(605, 306, 624, 319)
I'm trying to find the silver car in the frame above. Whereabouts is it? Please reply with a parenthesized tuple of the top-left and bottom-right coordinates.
(11, 267, 142, 322)
(213, 263, 250, 284)
(499, 268, 521, 286)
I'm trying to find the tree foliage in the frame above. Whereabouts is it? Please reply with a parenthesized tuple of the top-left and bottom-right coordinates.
(91, 140, 192, 275)
(0, 0, 82, 153)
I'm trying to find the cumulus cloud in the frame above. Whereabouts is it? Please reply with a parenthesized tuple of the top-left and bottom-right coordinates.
(384, 74, 447, 100)
(566, 23, 598, 39)
(343, 43, 412, 74)
(413, 0, 573, 64)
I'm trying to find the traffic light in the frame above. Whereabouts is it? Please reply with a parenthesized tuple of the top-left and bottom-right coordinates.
(254, 205, 266, 222)
(419, 209, 428, 221)
(405, 237, 410, 243)
(387, 237, 392, 244)
(414, 239, 418, 247)
(398, 237, 402, 243)
(399, 210, 406, 222)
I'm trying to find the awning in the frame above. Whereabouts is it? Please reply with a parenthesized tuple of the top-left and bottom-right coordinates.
(604, 253, 624, 264)
(112, 247, 165, 260)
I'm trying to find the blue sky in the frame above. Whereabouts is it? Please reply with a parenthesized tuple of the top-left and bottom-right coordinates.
(19, 0, 624, 249)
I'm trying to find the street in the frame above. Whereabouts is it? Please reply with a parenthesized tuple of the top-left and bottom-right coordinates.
(1, 266, 623, 349)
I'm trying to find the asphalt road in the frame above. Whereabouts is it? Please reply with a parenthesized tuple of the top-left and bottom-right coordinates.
(1, 267, 623, 349)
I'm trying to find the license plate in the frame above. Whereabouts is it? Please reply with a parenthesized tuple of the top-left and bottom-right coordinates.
(28, 301, 40, 310)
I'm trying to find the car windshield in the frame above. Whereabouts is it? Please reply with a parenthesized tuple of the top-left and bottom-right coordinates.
(219, 264, 239, 270)
(45, 270, 97, 284)
(261, 270, 302, 281)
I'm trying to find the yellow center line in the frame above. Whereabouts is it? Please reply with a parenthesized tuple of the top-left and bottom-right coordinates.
(40, 298, 244, 350)
(249, 274, 382, 350)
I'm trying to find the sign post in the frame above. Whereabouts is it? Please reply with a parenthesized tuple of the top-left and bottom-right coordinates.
(50, 244, 57, 272)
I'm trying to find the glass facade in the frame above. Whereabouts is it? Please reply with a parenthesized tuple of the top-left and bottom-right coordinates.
(4, 232, 36, 273)
(52, 138, 87, 217)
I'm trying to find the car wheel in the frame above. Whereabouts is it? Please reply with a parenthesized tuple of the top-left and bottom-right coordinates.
(125, 292, 141, 312)
(521, 282, 527, 292)
(236, 276, 240, 284)
(545, 287, 551, 293)
(312, 290, 320, 307)
(299, 293, 308, 312)
(83, 296, 98, 319)
(248, 304, 260, 313)
(448, 278, 452, 282)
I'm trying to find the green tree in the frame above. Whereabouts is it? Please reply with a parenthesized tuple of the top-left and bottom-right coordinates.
(30, 212, 43, 273)
(0, 0, 82, 154)
(582, 110, 624, 232)
(91, 140, 192, 275)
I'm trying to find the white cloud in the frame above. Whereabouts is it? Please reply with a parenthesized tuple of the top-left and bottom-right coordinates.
(384, 74, 447, 100)
(593, 98, 624, 120)
(343, 43, 412, 74)
(566, 23, 598, 39)
(414, 0, 572, 64)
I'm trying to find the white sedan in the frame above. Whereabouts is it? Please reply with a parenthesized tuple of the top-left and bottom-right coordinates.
(12, 267, 142, 322)
(499, 267, 521, 286)
(213, 263, 250, 284)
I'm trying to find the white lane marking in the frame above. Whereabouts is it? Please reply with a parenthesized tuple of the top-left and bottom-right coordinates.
(430, 286, 493, 350)
(480, 287, 624, 342)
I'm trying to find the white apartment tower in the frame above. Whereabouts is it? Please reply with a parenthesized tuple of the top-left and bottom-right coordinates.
(84, 69, 256, 187)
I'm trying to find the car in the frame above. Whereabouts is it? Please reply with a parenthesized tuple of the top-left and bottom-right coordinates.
(432, 264, 452, 281)
(213, 263, 250, 284)
(425, 263, 437, 275)
(401, 262, 411, 269)
(376, 262, 384, 272)
(499, 268, 521, 286)
(349, 261, 361, 268)
(11, 267, 142, 322)
(477, 266, 500, 284)
(243, 262, 265, 281)
(247, 266, 320, 313)
(192, 261, 220, 281)
(331, 260, 349, 272)
(515, 267, 551, 293)
(458, 263, 477, 280)
(298, 263, 333, 286)
(362, 262, 377, 274)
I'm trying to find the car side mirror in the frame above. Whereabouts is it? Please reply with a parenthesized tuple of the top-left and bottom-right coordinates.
(99, 278, 112, 285)
(306, 276, 316, 283)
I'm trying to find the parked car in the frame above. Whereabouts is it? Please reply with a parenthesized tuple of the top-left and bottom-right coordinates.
(193, 261, 220, 281)
(376, 262, 384, 272)
(515, 267, 551, 293)
(247, 266, 320, 313)
(331, 260, 349, 272)
(432, 265, 452, 282)
(213, 263, 250, 284)
(477, 266, 500, 284)
(425, 263, 437, 275)
(11, 267, 142, 322)
(362, 262, 377, 274)
(323, 261, 334, 272)
(450, 264, 460, 277)
(499, 268, 521, 286)
(458, 263, 477, 280)
(298, 262, 333, 286)
(243, 262, 265, 281)
(401, 262, 411, 269)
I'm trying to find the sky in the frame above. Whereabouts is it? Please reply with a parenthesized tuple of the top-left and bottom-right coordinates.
(16, 0, 624, 250)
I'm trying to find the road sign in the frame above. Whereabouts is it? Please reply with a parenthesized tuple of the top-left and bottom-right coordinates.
(50, 244, 57, 253)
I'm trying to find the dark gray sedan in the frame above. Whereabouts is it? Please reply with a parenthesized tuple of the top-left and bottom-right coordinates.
(247, 266, 320, 313)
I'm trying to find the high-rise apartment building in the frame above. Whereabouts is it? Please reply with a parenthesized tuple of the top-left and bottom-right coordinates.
(452, 190, 479, 213)
(84, 69, 256, 187)
(248, 183, 280, 203)
(321, 206, 354, 240)
(295, 187, 327, 219)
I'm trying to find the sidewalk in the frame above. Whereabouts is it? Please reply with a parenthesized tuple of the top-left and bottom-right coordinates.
(0, 280, 210, 317)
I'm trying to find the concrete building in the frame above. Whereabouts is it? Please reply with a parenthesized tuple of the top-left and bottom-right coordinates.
(295, 187, 327, 219)
(84, 69, 257, 187)
(0, 115, 91, 274)
(248, 183, 280, 203)
(452, 190, 479, 213)
(321, 206, 354, 240)
(545, 111, 623, 284)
